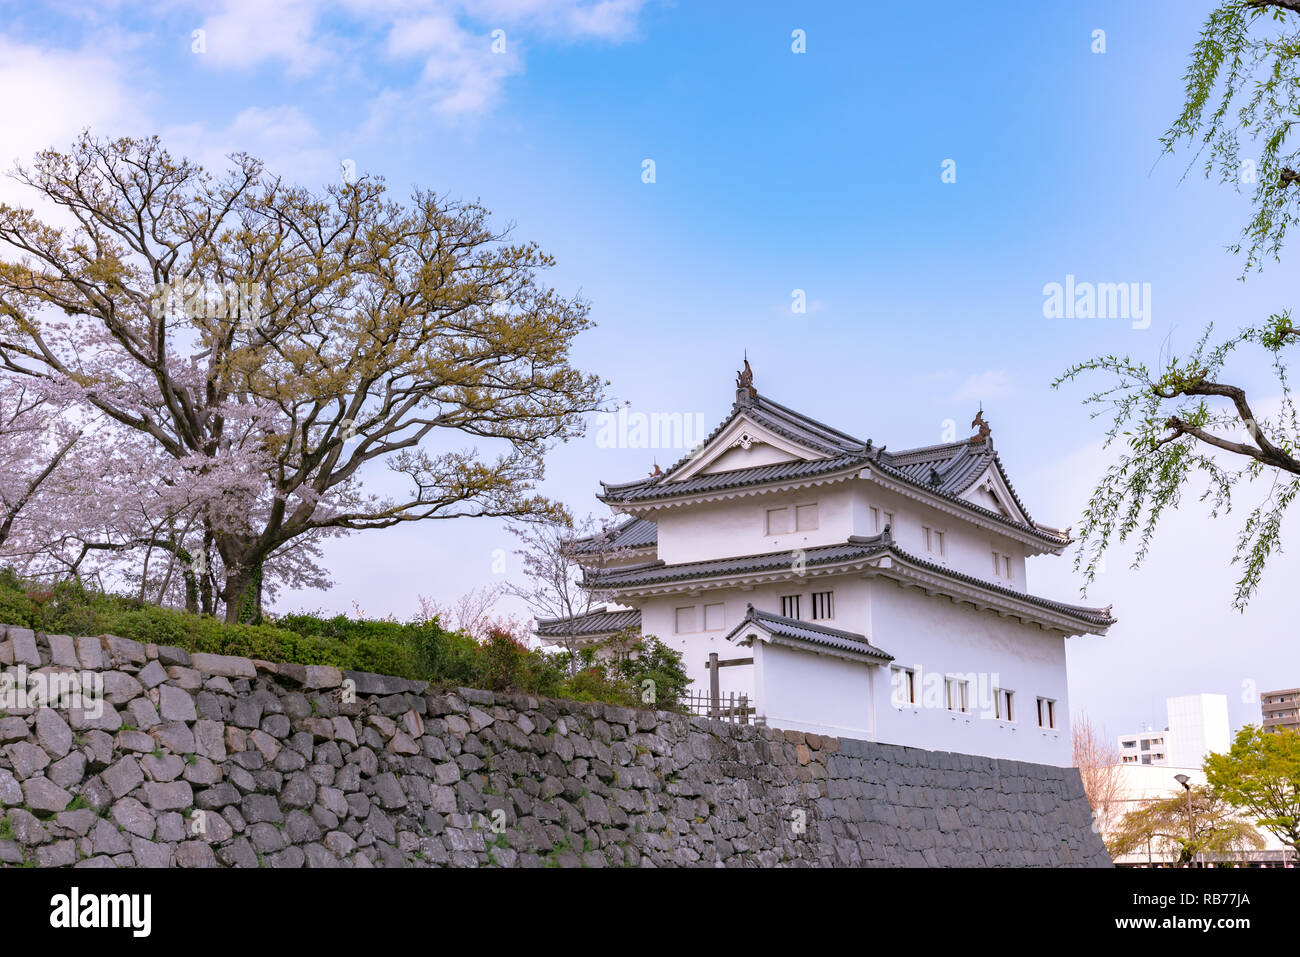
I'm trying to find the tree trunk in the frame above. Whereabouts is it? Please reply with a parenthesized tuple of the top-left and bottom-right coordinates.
(199, 528, 215, 616)
(182, 566, 199, 615)
(222, 566, 252, 625)
(222, 558, 264, 625)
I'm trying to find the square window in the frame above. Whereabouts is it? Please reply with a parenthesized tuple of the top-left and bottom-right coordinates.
(780, 594, 801, 619)
(766, 507, 791, 535)
(992, 552, 1014, 580)
(674, 606, 696, 634)
(795, 503, 818, 531)
(703, 603, 725, 631)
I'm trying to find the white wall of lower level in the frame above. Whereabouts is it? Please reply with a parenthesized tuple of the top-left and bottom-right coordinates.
(637, 570, 1074, 765)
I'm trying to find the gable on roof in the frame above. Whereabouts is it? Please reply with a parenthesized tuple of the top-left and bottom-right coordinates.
(879, 440, 1034, 528)
(677, 412, 826, 480)
(597, 364, 1066, 549)
(958, 464, 1025, 522)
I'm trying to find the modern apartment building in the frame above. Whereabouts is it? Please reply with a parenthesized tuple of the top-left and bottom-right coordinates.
(1261, 688, 1300, 734)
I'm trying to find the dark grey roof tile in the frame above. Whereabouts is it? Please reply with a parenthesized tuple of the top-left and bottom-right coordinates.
(586, 535, 1114, 629)
(572, 516, 657, 553)
(535, 607, 642, 638)
(724, 603, 894, 662)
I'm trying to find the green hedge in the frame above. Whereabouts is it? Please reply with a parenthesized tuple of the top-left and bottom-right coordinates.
(0, 568, 689, 709)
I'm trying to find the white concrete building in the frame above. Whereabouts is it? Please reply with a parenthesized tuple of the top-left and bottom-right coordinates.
(1117, 728, 1170, 766)
(1166, 694, 1231, 768)
(1118, 693, 1231, 769)
(539, 363, 1114, 765)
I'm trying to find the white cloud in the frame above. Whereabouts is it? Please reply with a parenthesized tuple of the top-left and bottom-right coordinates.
(0, 35, 143, 207)
(465, 0, 646, 41)
(183, 0, 646, 119)
(951, 369, 1012, 403)
(195, 0, 329, 76)
(162, 106, 338, 185)
(385, 12, 523, 119)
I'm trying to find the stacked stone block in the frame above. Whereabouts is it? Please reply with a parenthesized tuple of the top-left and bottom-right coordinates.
(0, 625, 1110, 867)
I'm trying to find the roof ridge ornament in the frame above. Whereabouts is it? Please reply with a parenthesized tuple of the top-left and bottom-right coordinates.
(970, 409, 992, 445)
(736, 357, 757, 406)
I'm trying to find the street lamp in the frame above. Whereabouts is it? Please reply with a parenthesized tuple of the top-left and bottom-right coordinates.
(1174, 774, 1195, 867)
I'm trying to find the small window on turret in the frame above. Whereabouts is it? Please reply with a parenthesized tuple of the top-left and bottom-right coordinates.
(811, 591, 834, 620)
(766, 507, 791, 535)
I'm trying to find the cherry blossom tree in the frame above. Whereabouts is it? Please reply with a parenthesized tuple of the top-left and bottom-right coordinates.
(0, 377, 83, 550)
(0, 133, 604, 622)
(507, 513, 628, 670)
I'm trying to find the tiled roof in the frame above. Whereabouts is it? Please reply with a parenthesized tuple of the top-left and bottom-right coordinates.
(738, 394, 868, 456)
(597, 389, 1064, 546)
(585, 534, 1114, 630)
(535, 607, 642, 638)
(724, 603, 894, 663)
(877, 440, 1038, 530)
(571, 516, 657, 553)
(586, 535, 892, 589)
(599, 454, 866, 503)
(885, 441, 995, 498)
(893, 546, 1113, 627)
(601, 393, 868, 500)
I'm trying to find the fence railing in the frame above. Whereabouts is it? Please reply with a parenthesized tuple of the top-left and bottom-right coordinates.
(678, 690, 761, 725)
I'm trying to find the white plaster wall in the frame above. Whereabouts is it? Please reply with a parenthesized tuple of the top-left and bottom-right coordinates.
(647, 477, 1033, 587)
(639, 594, 755, 702)
(637, 571, 1073, 765)
(638, 575, 869, 705)
(852, 481, 1030, 590)
(652, 484, 856, 565)
(754, 640, 875, 739)
(868, 577, 1073, 765)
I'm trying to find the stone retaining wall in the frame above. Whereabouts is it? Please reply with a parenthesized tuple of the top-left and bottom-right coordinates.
(0, 625, 1110, 867)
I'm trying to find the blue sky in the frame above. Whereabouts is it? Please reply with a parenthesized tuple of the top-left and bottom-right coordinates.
(3, 0, 1296, 743)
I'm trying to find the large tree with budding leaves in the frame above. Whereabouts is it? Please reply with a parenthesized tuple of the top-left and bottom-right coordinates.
(0, 133, 604, 623)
